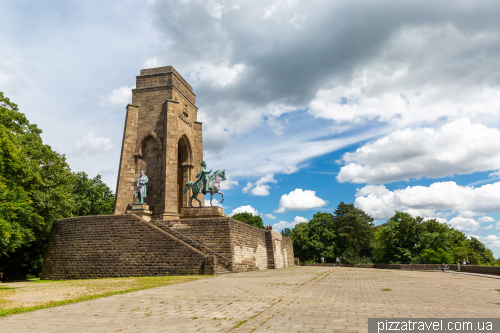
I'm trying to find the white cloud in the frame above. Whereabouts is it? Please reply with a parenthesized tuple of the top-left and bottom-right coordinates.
(230, 205, 259, 216)
(204, 0, 228, 19)
(272, 216, 308, 230)
(275, 189, 328, 212)
(243, 173, 277, 196)
(478, 216, 495, 223)
(474, 235, 500, 250)
(185, 62, 245, 87)
(496, 221, 500, 231)
(337, 118, 500, 184)
(75, 132, 114, 155)
(251, 185, 271, 196)
(99, 86, 134, 107)
(483, 224, 494, 231)
(219, 179, 238, 190)
(355, 181, 500, 220)
(309, 25, 500, 129)
(448, 216, 480, 233)
(205, 197, 224, 208)
(293, 216, 308, 223)
(265, 214, 276, 219)
(282, 165, 298, 174)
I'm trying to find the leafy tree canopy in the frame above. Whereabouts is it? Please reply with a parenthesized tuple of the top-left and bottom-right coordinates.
(0, 91, 115, 280)
(231, 212, 265, 230)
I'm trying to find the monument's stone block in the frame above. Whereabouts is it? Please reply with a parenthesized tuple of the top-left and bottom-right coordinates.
(180, 206, 227, 218)
(114, 66, 204, 220)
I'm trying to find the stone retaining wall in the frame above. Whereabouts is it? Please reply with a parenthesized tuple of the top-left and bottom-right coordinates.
(161, 217, 295, 272)
(41, 214, 295, 279)
(41, 214, 214, 280)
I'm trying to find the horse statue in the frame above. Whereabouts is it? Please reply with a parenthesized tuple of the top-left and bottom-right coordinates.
(182, 169, 226, 207)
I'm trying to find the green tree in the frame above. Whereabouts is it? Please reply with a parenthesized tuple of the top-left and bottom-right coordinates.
(231, 212, 265, 230)
(0, 91, 74, 279)
(290, 212, 336, 262)
(71, 172, 115, 216)
(374, 212, 422, 264)
(333, 203, 374, 258)
(420, 248, 453, 264)
(280, 228, 292, 237)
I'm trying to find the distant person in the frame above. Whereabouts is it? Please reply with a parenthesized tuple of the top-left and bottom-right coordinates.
(463, 259, 466, 265)
(269, 225, 272, 230)
(265, 225, 269, 230)
(440, 263, 448, 272)
(466, 259, 470, 265)
(336, 257, 340, 267)
(321, 256, 324, 264)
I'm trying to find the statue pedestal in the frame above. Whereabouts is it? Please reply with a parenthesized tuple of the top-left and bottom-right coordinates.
(126, 202, 152, 222)
(180, 206, 227, 219)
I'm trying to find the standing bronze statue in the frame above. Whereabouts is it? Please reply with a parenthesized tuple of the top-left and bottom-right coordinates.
(135, 170, 148, 203)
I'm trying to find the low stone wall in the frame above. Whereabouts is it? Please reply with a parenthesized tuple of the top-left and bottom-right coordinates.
(351, 263, 500, 275)
(41, 214, 215, 280)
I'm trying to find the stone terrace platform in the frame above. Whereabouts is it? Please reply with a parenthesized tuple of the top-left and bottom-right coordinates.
(2, 267, 499, 333)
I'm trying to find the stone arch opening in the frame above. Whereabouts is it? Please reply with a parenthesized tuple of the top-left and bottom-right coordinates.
(135, 135, 162, 213)
(177, 135, 193, 212)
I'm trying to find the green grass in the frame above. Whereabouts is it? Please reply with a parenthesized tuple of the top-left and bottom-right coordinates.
(233, 320, 247, 329)
(381, 288, 392, 291)
(0, 275, 209, 318)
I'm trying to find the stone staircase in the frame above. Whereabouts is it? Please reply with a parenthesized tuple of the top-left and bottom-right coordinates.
(156, 221, 232, 273)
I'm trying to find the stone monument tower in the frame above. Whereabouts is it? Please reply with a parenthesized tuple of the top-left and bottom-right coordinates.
(114, 66, 204, 220)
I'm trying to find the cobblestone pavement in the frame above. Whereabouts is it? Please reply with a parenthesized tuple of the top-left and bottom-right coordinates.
(1, 267, 499, 333)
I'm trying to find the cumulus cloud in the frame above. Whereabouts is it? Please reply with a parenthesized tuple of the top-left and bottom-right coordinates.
(99, 85, 134, 107)
(337, 118, 500, 184)
(243, 173, 277, 196)
(275, 189, 328, 213)
(148, 0, 500, 154)
(205, 198, 224, 208)
(265, 214, 276, 220)
(447, 216, 481, 233)
(496, 221, 500, 231)
(474, 235, 500, 251)
(355, 181, 500, 220)
(219, 179, 238, 190)
(483, 224, 494, 231)
(230, 205, 259, 216)
(75, 132, 114, 155)
(272, 216, 308, 230)
(478, 216, 495, 223)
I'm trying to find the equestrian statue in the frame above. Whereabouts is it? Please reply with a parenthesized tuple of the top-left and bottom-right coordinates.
(182, 160, 226, 207)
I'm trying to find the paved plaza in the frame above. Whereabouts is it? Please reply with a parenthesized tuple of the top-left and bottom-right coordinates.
(1, 267, 499, 333)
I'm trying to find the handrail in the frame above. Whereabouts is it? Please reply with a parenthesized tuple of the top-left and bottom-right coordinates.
(157, 221, 232, 265)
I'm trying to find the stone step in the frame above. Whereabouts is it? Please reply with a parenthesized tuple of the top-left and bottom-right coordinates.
(216, 268, 231, 275)
(156, 223, 232, 272)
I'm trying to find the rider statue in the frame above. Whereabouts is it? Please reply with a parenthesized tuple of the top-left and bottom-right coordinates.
(196, 161, 212, 195)
(135, 170, 148, 203)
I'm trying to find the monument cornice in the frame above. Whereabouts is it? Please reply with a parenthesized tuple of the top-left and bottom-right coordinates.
(132, 84, 198, 110)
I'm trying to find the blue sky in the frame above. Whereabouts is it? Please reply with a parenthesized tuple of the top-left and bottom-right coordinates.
(2, 0, 500, 256)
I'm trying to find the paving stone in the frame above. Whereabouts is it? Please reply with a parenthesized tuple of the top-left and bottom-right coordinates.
(2, 267, 500, 332)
